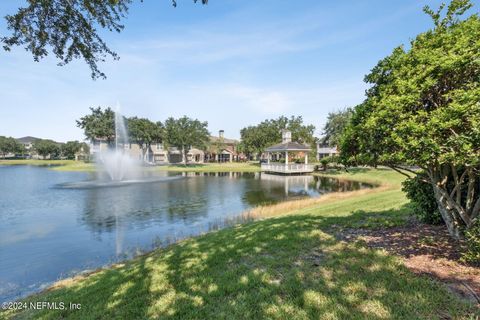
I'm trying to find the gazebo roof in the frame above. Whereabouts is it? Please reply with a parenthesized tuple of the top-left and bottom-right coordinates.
(265, 142, 311, 152)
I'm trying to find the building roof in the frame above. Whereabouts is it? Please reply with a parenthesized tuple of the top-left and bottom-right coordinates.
(209, 136, 238, 144)
(265, 142, 311, 152)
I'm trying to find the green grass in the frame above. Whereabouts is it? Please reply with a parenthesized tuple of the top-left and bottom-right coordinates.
(0, 159, 95, 171)
(0, 160, 259, 172)
(2, 169, 477, 319)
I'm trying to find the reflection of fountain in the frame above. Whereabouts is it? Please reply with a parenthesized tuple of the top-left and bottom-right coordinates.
(99, 110, 139, 181)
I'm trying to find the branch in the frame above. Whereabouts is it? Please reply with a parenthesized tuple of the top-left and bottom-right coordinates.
(435, 185, 472, 227)
(449, 168, 468, 199)
(471, 196, 480, 220)
(389, 165, 419, 180)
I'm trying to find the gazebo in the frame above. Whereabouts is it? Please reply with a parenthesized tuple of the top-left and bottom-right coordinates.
(261, 130, 314, 174)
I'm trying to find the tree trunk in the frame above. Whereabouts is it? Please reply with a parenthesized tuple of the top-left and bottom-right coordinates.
(182, 147, 187, 166)
(433, 185, 463, 239)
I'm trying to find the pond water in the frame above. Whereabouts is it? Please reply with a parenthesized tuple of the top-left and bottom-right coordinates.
(0, 166, 372, 302)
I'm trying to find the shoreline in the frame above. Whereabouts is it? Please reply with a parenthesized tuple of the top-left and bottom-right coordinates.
(2, 169, 381, 304)
(2, 168, 476, 319)
(0, 160, 263, 173)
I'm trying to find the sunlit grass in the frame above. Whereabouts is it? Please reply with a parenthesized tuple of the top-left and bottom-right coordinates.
(2, 168, 477, 319)
(0, 159, 260, 172)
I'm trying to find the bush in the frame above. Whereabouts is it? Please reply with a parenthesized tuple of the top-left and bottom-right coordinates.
(402, 174, 442, 224)
(463, 220, 480, 265)
(320, 157, 330, 170)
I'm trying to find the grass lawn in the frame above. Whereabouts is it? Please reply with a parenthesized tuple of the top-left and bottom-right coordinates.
(0, 159, 95, 171)
(2, 168, 477, 319)
(0, 160, 260, 172)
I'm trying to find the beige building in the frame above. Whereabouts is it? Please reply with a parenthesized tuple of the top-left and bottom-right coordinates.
(205, 130, 243, 162)
(90, 129, 245, 165)
(90, 139, 205, 165)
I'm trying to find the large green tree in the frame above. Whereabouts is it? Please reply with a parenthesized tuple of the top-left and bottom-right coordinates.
(164, 116, 210, 165)
(321, 109, 352, 147)
(76, 107, 115, 145)
(33, 139, 61, 159)
(0, 136, 24, 158)
(128, 117, 164, 162)
(340, 0, 480, 239)
(1, 0, 208, 79)
(239, 116, 316, 160)
(60, 141, 83, 160)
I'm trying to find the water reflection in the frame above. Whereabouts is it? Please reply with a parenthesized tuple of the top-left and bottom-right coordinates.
(0, 167, 373, 303)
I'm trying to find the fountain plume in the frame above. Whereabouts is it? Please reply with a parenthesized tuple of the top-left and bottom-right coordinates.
(98, 108, 140, 181)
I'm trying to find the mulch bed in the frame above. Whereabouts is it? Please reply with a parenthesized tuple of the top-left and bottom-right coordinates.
(335, 223, 480, 304)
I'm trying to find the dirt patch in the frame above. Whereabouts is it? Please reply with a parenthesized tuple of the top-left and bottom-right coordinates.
(335, 223, 480, 305)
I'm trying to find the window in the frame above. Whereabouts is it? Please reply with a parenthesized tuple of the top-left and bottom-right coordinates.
(157, 143, 163, 150)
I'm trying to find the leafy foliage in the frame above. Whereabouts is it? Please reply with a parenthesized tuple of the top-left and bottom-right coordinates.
(239, 116, 316, 159)
(33, 139, 61, 159)
(463, 219, 480, 264)
(319, 155, 340, 170)
(340, 0, 480, 238)
(76, 107, 115, 144)
(1, 0, 208, 79)
(164, 116, 210, 164)
(402, 174, 442, 224)
(321, 109, 352, 147)
(128, 117, 164, 161)
(60, 141, 86, 160)
(0, 136, 24, 157)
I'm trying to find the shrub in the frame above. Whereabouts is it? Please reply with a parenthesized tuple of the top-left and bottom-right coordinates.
(320, 157, 330, 170)
(463, 220, 480, 265)
(402, 174, 442, 224)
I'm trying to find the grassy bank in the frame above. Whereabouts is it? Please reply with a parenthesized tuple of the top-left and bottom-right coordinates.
(0, 160, 260, 173)
(0, 159, 95, 171)
(2, 168, 476, 319)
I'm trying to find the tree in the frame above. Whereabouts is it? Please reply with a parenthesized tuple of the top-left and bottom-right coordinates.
(61, 141, 83, 160)
(128, 117, 164, 162)
(76, 107, 115, 145)
(33, 139, 60, 159)
(0, 136, 23, 158)
(321, 109, 352, 147)
(239, 116, 316, 160)
(340, 0, 480, 239)
(1, 0, 208, 79)
(164, 116, 210, 165)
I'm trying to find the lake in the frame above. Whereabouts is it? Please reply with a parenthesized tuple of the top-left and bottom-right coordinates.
(0, 165, 371, 302)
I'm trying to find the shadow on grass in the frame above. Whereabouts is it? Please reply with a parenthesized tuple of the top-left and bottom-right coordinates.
(7, 206, 477, 319)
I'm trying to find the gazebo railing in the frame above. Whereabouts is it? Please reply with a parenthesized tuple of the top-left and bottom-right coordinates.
(261, 163, 314, 173)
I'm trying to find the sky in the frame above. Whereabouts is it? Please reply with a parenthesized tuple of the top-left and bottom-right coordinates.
(0, 0, 478, 142)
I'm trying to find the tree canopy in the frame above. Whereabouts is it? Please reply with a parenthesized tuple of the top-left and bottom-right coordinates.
(0, 136, 24, 158)
(239, 116, 316, 159)
(1, 0, 208, 79)
(33, 139, 61, 159)
(76, 107, 115, 144)
(60, 141, 87, 159)
(128, 117, 164, 161)
(164, 116, 210, 165)
(321, 109, 352, 147)
(340, 0, 480, 238)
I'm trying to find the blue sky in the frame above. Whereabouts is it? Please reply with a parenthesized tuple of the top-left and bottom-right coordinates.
(1, 0, 478, 142)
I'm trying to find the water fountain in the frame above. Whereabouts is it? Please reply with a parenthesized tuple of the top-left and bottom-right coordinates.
(99, 111, 140, 181)
(58, 109, 184, 189)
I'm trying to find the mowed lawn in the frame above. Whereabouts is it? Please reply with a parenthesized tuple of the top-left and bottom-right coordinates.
(0, 160, 260, 173)
(2, 169, 477, 319)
